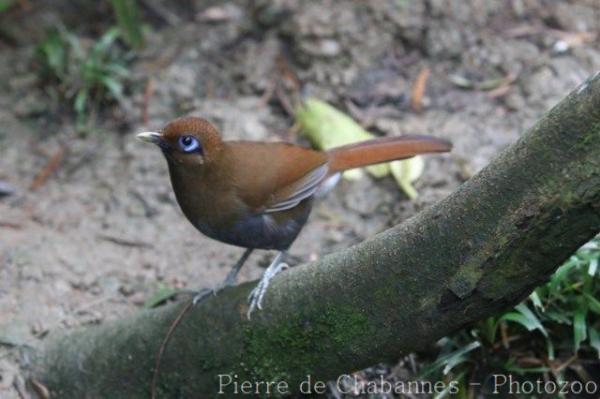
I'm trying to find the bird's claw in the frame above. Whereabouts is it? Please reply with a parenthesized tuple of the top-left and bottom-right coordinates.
(247, 262, 289, 319)
(192, 288, 214, 306)
(193, 275, 236, 305)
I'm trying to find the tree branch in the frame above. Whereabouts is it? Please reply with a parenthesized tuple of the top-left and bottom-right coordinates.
(30, 71, 600, 398)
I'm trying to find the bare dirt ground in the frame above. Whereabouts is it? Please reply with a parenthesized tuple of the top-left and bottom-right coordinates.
(1, 0, 599, 397)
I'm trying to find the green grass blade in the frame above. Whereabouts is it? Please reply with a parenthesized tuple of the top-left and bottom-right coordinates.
(583, 292, 600, 314)
(573, 308, 588, 351)
(589, 257, 598, 276)
(589, 327, 600, 358)
(74, 89, 88, 115)
(419, 341, 481, 378)
(501, 304, 548, 337)
(529, 291, 544, 311)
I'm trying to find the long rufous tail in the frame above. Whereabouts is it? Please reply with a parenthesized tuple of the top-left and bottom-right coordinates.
(326, 135, 452, 174)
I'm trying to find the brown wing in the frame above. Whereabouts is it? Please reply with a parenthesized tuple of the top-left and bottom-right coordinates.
(227, 141, 329, 213)
(226, 135, 451, 214)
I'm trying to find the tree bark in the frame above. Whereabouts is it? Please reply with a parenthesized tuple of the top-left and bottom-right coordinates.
(30, 71, 600, 398)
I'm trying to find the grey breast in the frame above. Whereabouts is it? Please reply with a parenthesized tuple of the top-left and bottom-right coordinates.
(194, 207, 309, 250)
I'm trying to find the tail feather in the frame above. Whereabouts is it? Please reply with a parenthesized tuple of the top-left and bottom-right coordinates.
(326, 135, 452, 174)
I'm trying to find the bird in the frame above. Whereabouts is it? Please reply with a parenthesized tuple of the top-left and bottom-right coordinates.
(137, 117, 452, 317)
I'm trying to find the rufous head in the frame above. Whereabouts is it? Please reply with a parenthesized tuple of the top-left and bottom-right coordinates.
(136, 117, 224, 166)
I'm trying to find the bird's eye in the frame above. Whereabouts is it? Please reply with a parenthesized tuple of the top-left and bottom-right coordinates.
(178, 135, 201, 153)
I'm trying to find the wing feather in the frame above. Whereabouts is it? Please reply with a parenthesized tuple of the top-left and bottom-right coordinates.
(227, 142, 329, 214)
(265, 163, 329, 213)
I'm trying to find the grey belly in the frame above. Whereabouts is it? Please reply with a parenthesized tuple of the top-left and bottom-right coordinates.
(194, 209, 309, 250)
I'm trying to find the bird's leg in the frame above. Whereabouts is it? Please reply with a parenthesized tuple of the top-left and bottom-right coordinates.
(217, 248, 254, 290)
(247, 250, 288, 319)
(193, 248, 253, 305)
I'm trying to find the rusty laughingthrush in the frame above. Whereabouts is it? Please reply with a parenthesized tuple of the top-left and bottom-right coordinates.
(137, 117, 452, 317)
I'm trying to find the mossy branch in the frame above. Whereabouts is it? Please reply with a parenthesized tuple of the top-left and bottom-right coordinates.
(30, 71, 600, 398)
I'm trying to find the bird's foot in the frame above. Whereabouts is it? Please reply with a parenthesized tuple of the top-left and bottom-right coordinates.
(192, 288, 214, 306)
(192, 273, 239, 304)
(247, 262, 289, 319)
(215, 270, 239, 292)
(191, 279, 235, 306)
(193, 248, 255, 304)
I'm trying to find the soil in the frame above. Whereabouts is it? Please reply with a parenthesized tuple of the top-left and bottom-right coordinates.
(0, 0, 599, 397)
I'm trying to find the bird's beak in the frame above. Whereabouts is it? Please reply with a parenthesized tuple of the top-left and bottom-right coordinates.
(136, 131, 162, 144)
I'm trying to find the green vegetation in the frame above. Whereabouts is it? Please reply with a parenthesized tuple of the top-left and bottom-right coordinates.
(421, 237, 600, 397)
(0, 0, 16, 13)
(109, 0, 144, 48)
(33, 1, 142, 132)
(37, 27, 131, 132)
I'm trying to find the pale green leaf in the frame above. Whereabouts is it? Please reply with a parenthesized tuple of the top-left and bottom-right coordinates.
(546, 337, 555, 360)
(529, 291, 544, 311)
(94, 27, 121, 53)
(588, 257, 598, 276)
(296, 98, 389, 180)
(143, 285, 181, 308)
(74, 90, 88, 115)
(389, 156, 424, 199)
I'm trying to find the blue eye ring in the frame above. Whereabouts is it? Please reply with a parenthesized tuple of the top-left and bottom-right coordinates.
(178, 135, 202, 154)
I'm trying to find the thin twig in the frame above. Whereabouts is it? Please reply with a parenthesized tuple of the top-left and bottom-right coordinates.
(276, 53, 301, 91)
(29, 147, 66, 191)
(140, 0, 181, 26)
(0, 220, 22, 229)
(64, 147, 99, 177)
(142, 78, 155, 126)
(554, 354, 578, 373)
(150, 299, 193, 399)
(344, 99, 375, 128)
(150, 289, 215, 398)
(259, 78, 277, 107)
(28, 379, 49, 399)
(410, 66, 431, 113)
(275, 85, 295, 117)
(97, 234, 153, 249)
(487, 73, 518, 99)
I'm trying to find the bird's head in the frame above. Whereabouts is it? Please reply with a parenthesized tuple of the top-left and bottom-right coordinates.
(136, 117, 224, 167)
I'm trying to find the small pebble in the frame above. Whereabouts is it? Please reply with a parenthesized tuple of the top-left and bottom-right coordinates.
(0, 180, 16, 197)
